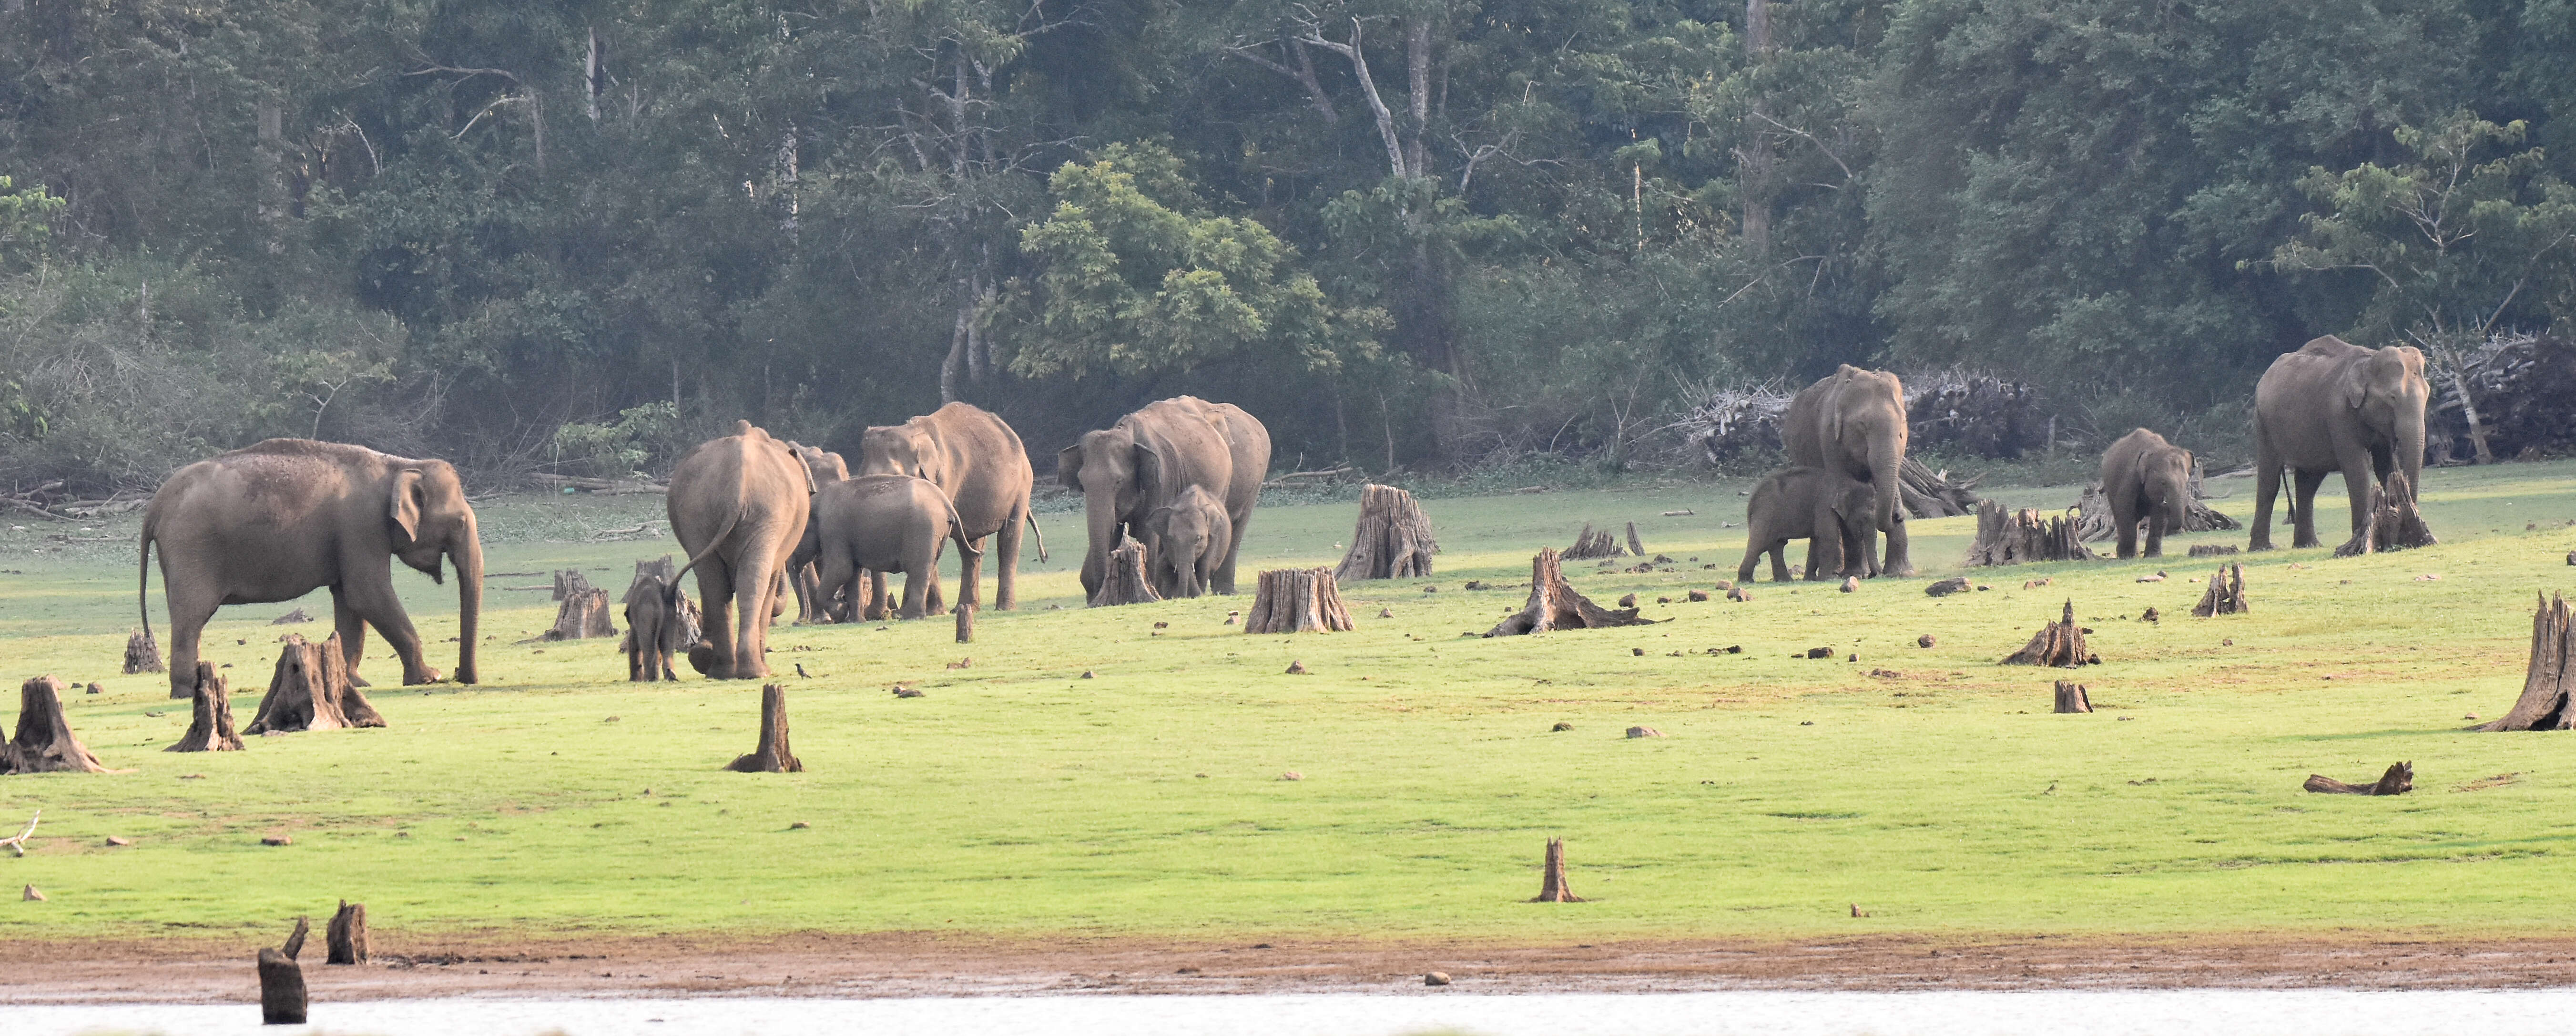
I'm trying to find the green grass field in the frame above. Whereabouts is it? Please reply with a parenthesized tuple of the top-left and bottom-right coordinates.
(3, 462, 2575, 945)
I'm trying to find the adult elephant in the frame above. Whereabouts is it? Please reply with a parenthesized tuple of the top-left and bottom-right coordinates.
(667, 421, 811, 679)
(856, 402, 1043, 611)
(784, 441, 849, 624)
(1782, 366, 1914, 577)
(1060, 397, 1270, 599)
(2250, 336, 2430, 551)
(138, 440, 482, 698)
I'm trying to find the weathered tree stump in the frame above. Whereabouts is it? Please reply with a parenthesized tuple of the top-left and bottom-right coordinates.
(2303, 761, 2413, 795)
(2474, 593, 2576, 731)
(326, 900, 368, 965)
(955, 602, 975, 644)
(1529, 837, 1583, 902)
(168, 662, 244, 752)
(1244, 568, 1356, 634)
(1485, 548, 1653, 637)
(1088, 538, 1163, 607)
(1562, 523, 1625, 560)
(2, 676, 107, 774)
(1625, 522, 1646, 558)
(245, 633, 386, 735)
(2074, 470, 2240, 543)
(537, 569, 616, 641)
(123, 628, 163, 676)
(1333, 484, 1438, 581)
(2336, 472, 2437, 557)
(1967, 501, 2094, 566)
(2192, 563, 2249, 617)
(726, 683, 803, 773)
(257, 947, 306, 1024)
(2001, 600, 2090, 667)
(2053, 680, 2093, 713)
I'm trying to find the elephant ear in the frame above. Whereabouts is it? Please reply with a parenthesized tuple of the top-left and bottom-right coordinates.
(1057, 444, 1084, 488)
(388, 469, 425, 544)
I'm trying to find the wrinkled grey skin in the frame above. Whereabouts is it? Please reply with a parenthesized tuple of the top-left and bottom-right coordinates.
(784, 441, 850, 624)
(1738, 466, 1877, 584)
(2099, 428, 2194, 559)
(1061, 396, 1270, 599)
(802, 474, 980, 621)
(2250, 336, 2429, 551)
(666, 421, 811, 679)
(857, 402, 1043, 612)
(1141, 484, 1232, 598)
(621, 574, 686, 682)
(140, 439, 483, 698)
(1782, 366, 1914, 577)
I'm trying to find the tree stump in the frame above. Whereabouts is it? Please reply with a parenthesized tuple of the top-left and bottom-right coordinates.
(1485, 548, 1653, 637)
(1243, 568, 1356, 634)
(2052, 680, 2093, 713)
(257, 947, 306, 1024)
(245, 633, 386, 735)
(168, 662, 244, 752)
(1529, 837, 1583, 902)
(1562, 523, 1625, 560)
(2073, 472, 2240, 543)
(539, 572, 616, 641)
(2001, 600, 2090, 667)
(1088, 538, 1162, 607)
(955, 602, 975, 644)
(2474, 593, 2576, 731)
(2, 676, 107, 774)
(1625, 522, 1646, 558)
(2303, 762, 2413, 795)
(326, 901, 368, 964)
(123, 628, 163, 675)
(551, 568, 593, 601)
(2192, 563, 2249, 617)
(726, 683, 803, 773)
(2336, 472, 2437, 557)
(1333, 484, 1437, 581)
(1967, 501, 2094, 566)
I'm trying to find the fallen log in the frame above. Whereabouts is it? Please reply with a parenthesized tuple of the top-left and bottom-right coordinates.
(531, 472, 667, 494)
(726, 683, 803, 773)
(1243, 568, 1355, 634)
(1529, 837, 1584, 903)
(245, 633, 386, 735)
(2474, 593, 2576, 731)
(167, 662, 244, 752)
(1898, 457, 1981, 519)
(2192, 563, 2249, 617)
(1, 810, 35, 856)
(2303, 762, 2412, 795)
(1486, 548, 1653, 637)
(1333, 484, 1437, 581)
(2001, 600, 2091, 668)
(3, 677, 108, 774)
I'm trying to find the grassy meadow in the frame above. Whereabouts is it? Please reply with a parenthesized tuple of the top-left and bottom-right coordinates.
(2, 462, 2576, 945)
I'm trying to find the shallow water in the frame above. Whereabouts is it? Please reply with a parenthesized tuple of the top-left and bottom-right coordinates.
(17, 989, 2576, 1036)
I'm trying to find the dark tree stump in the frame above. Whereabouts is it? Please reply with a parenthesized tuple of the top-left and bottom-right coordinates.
(2192, 563, 2249, 617)
(1529, 837, 1583, 902)
(2337, 472, 2437, 557)
(2304, 762, 2413, 795)
(123, 628, 163, 676)
(726, 683, 804, 773)
(550, 568, 593, 601)
(1089, 538, 1163, 607)
(3, 676, 108, 774)
(257, 947, 306, 1024)
(2475, 593, 2576, 731)
(1244, 568, 1355, 633)
(1333, 484, 1437, 581)
(1562, 523, 1625, 560)
(2001, 600, 2090, 667)
(245, 633, 386, 735)
(1968, 501, 2094, 566)
(326, 900, 368, 964)
(955, 602, 975, 644)
(2074, 469, 2239, 543)
(1485, 548, 1653, 637)
(168, 662, 244, 752)
(2053, 680, 2093, 713)
(1625, 522, 1646, 558)
(537, 576, 616, 642)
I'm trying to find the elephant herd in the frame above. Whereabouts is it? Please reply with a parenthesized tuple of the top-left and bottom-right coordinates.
(130, 395, 1271, 690)
(1737, 335, 2433, 581)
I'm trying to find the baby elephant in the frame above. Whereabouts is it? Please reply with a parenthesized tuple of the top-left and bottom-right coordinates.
(1143, 484, 1232, 598)
(2098, 428, 2194, 558)
(621, 573, 700, 681)
(802, 474, 979, 620)
(1739, 466, 1878, 583)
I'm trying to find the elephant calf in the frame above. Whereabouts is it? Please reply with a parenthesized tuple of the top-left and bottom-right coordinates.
(801, 474, 978, 621)
(2098, 429, 2194, 559)
(1739, 467, 1877, 584)
(621, 573, 696, 682)
(1143, 485, 1232, 598)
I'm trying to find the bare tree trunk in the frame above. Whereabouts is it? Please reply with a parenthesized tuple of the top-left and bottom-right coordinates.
(1404, 18, 1432, 177)
(1529, 837, 1583, 902)
(1334, 484, 1437, 580)
(1739, 0, 1774, 255)
(726, 684, 804, 773)
(2476, 593, 2576, 731)
(940, 278, 971, 404)
(2434, 346, 2494, 464)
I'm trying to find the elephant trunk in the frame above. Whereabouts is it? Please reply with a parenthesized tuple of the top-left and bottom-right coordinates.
(1866, 431, 1904, 535)
(2397, 404, 2426, 503)
(1080, 488, 1121, 597)
(451, 523, 483, 684)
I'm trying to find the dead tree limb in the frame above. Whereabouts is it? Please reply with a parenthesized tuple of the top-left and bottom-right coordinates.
(1486, 548, 1653, 636)
(1333, 484, 1437, 581)
(1562, 522, 1625, 560)
(3, 677, 107, 774)
(2303, 762, 2413, 795)
(258, 918, 309, 1024)
(1244, 568, 1356, 634)
(168, 662, 244, 752)
(1, 810, 35, 856)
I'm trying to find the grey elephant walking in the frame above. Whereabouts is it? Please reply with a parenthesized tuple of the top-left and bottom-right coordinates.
(857, 402, 1042, 612)
(2097, 429, 2194, 559)
(1782, 366, 1914, 577)
(804, 474, 979, 620)
(1061, 397, 1270, 599)
(667, 421, 811, 679)
(1142, 484, 1232, 598)
(2250, 336, 2429, 551)
(1738, 467, 1877, 583)
(139, 440, 483, 698)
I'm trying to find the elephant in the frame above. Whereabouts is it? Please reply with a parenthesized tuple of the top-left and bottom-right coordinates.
(2097, 429, 2195, 559)
(856, 402, 1045, 612)
(1782, 366, 1914, 577)
(1141, 484, 1231, 598)
(1060, 396, 1270, 599)
(666, 420, 811, 679)
(2250, 336, 2430, 551)
(621, 573, 687, 682)
(1737, 467, 1878, 584)
(137, 439, 482, 698)
(802, 474, 979, 620)
(784, 441, 850, 624)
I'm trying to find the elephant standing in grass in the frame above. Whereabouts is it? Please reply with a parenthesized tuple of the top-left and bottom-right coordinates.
(667, 421, 810, 680)
(856, 402, 1042, 612)
(1061, 397, 1269, 599)
(1142, 484, 1231, 598)
(784, 442, 850, 624)
(139, 439, 483, 698)
(1782, 366, 1914, 577)
(621, 574, 690, 682)
(2251, 336, 2430, 552)
(803, 474, 978, 620)
(1738, 467, 1877, 584)
(2098, 429, 2194, 559)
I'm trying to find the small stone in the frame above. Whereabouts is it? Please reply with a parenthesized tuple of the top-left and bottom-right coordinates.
(261, 836, 293, 847)
(1925, 577, 1970, 597)
(1840, 576, 1859, 593)
(2140, 608, 2160, 623)
(1080, 670, 1096, 679)
(1617, 593, 1637, 608)
(1279, 771, 1303, 781)
(84, 682, 101, 695)
(1728, 586, 1752, 602)
(2464, 714, 2479, 720)
(105, 837, 131, 847)
(893, 686, 924, 698)
(1425, 971, 1452, 986)
(2023, 577, 2052, 589)
(1551, 721, 1574, 732)
(1626, 726, 1663, 738)
(790, 821, 812, 830)
(22, 885, 42, 902)
(1975, 585, 1990, 591)
(1724, 645, 1742, 654)
(1423, 585, 1438, 593)
(1377, 608, 1393, 618)
(1805, 646, 1833, 659)
(2414, 573, 2442, 581)
(1917, 634, 1936, 648)
(1285, 660, 1307, 674)
(1846, 653, 1857, 662)
(1715, 579, 1735, 591)
(1154, 621, 1169, 628)
(2222, 638, 2234, 646)
(1657, 596, 1672, 604)
(1687, 590, 1709, 602)
(1631, 647, 1645, 656)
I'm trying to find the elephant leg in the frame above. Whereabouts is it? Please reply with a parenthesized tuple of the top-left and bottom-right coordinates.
(2250, 457, 2283, 551)
(2335, 446, 2380, 545)
(343, 570, 435, 685)
(2115, 516, 2139, 560)
(163, 582, 223, 699)
(1216, 513, 1251, 595)
(696, 563, 739, 679)
(2143, 513, 2167, 558)
(2291, 470, 2329, 549)
(1812, 533, 1845, 583)
(865, 570, 890, 621)
(994, 505, 1025, 611)
(1799, 537, 1821, 580)
(898, 566, 929, 619)
(1736, 544, 1763, 584)
(1768, 543, 1790, 583)
(729, 548, 785, 680)
(1879, 514, 1915, 578)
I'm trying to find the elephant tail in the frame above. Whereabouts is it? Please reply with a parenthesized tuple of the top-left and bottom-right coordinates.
(948, 497, 983, 560)
(136, 523, 155, 647)
(668, 508, 742, 597)
(1024, 508, 1047, 563)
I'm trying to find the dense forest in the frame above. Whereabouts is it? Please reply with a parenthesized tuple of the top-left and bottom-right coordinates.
(0, 0, 2571, 491)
